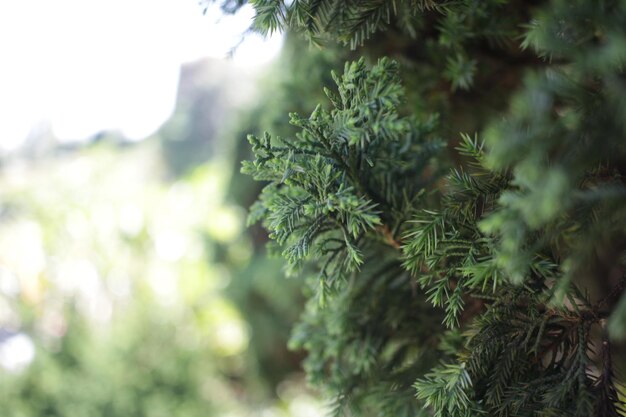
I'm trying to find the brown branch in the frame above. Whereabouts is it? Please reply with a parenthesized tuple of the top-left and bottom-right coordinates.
(378, 223, 402, 249)
(593, 276, 626, 317)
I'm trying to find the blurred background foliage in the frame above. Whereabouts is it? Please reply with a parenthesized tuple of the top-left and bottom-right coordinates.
(0, 33, 331, 415)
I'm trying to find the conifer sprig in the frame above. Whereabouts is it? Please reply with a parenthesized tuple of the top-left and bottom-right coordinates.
(245, 57, 447, 415)
(243, 57, 443, 284)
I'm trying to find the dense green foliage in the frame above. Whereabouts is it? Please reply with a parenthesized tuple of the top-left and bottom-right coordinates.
(237, 0, 626, 416)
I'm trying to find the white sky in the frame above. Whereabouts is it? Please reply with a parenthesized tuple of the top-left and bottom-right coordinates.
(0, 0, 283, 149)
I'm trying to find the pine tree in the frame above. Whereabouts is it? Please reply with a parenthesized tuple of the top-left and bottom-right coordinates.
(232, 0, 626, 415)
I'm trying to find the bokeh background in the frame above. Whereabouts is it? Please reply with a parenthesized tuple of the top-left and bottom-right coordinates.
(0, 1, 339, 415)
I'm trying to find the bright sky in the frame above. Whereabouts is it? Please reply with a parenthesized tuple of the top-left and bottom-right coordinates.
(0, 0, 283, 149)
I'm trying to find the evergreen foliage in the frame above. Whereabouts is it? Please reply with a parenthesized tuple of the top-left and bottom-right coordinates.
(236, 0, 626, 415)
